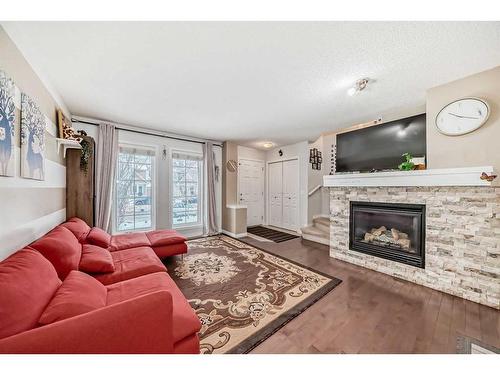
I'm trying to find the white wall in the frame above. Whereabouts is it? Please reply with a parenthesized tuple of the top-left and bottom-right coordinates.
(75, 122, 222, 239)
(265, 141, 309, 230)
(306, 136, 324, 222)
(237, 145, 266, 161)
(0, 27, 68, 260)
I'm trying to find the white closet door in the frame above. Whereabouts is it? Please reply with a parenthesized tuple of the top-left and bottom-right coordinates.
(282, 159, 299, 231)
(239, 159, 264, 226)
(268, 162, 283, 228)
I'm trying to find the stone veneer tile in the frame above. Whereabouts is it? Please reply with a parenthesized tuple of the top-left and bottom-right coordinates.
(329, 186, 500, 309)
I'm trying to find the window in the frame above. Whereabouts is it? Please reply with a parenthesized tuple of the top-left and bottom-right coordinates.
(115, 145, 155, 232)
(172, 152, 202, 226)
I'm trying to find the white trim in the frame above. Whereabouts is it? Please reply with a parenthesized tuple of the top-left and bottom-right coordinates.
(308, 184, 323, 196)
(221, 230, 248, 239)
(323, 166, 496, 187)
(226, 204, 247, 209)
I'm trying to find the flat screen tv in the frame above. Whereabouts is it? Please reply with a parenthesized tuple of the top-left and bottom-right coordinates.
(335, 114, 426, 173)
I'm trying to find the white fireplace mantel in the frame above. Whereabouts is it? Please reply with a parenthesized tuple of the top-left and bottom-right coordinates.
(323, 166, 496, 187)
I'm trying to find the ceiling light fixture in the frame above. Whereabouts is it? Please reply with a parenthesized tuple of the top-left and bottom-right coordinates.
(263, 142, 274, 149)
(347, 78, 370, 96)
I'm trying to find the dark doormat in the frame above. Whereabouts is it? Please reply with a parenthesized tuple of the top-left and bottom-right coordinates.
(247, 225, 299, 243)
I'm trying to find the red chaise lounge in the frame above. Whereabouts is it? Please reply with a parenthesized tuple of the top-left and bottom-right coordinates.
(62, 217, 188, 259)
(0, 218, 200, 354)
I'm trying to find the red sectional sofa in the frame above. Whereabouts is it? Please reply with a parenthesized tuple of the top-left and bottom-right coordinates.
(0, 218, 200, 354)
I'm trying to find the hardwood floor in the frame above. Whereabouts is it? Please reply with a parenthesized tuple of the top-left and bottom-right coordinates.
(240, 237, 500, 354)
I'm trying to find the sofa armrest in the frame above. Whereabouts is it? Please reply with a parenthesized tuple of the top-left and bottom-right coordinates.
(0, 291, 174, 354)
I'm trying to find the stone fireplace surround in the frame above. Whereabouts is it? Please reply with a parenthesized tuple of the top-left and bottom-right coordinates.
(324, 167, 499, 309)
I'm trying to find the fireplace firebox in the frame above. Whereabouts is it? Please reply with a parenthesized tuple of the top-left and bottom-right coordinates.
(349, 201, 425, 268)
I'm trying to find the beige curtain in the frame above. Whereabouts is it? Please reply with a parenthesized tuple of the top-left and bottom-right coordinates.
(203, 142, 218, 236)
(95, 123, 118, 232)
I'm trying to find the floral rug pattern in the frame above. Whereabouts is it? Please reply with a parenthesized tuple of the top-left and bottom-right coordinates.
(164, 235, 341, 354)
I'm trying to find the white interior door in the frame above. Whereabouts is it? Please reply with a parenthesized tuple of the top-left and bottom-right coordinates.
(268, 162, 283, 228)
(282, 159, 299, 231)
(238, 159, 265, 226)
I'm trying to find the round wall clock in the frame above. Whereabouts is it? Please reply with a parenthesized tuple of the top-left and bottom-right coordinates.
(435, 97, 490, 136)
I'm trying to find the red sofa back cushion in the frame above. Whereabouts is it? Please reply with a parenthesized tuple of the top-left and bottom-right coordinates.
(39, 271, 107, 325)
(30, 226, 82, 279)
(0, 249, 62, 339)
(79, 244, 115, 273)
(61, 217, 91, 242)
(86, 227, 112, 248)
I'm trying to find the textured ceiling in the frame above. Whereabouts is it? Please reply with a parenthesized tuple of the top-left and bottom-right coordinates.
(3, 22, 500, 148)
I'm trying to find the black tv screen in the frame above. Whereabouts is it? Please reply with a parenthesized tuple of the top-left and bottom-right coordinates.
(336, 114, 426, 173)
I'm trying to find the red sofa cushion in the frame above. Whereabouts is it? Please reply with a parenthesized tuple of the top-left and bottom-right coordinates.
(79, 244, 115, 273)
(146, 230, 186, 247)
(39, 271, 107, 325)
(0, 249, 61, 339)
(60, 217, 91, 242)
(110, 232, 150, 251)
(30, 226, 82, 279)
(92, 247, 166, 285)
(106, 272, 201, 343)
(152, 242, 188, 258)
(86, 227, 112, 248)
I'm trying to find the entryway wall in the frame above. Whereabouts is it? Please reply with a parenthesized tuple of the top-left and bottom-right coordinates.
(222, 141, 308, 236)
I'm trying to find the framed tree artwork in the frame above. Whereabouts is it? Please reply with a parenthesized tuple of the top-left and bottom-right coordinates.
(0, 70, 16, 177)
(20, 93, 45, 180)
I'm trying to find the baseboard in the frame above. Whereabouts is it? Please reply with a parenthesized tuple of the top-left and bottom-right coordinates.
(221, 230, 248, 239)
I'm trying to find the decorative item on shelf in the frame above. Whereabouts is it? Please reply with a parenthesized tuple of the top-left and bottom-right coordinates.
(226, 159, 237, 173)
(57, 109, 83, 143)
(398, 152, 414, 171)
(411, 156, 426, 170)
(435, 97, 490, 136)
(0, 70, 16, 177)
(278, 149, 283, 157)
(480, 172, 497, 182)
(79, 138, 92, 175)
(309, 148, 322, 170)
(20, 93, 45, 180)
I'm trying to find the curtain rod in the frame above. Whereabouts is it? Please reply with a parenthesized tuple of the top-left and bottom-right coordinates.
(72, 119, 223, 147)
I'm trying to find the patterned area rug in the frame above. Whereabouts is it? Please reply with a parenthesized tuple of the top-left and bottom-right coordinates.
(163, 235, 341, 354)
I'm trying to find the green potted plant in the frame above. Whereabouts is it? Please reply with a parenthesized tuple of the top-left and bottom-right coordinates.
(398, 153, 415, 171)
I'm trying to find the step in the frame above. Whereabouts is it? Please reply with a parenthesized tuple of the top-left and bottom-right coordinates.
(301, 225, 329, 239)
(312, 216, 330, 232)
(301, 225, 330, 246)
